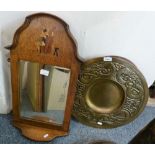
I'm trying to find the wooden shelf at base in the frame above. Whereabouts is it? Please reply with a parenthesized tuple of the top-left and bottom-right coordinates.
(13, 122, 68, 142)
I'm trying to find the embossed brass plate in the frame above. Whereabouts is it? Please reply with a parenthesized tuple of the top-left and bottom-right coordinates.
(73, 56, 149, 128)
(86, 79, 125, 113)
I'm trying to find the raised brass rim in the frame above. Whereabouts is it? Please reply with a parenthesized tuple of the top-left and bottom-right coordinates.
(73, 56, 149, 128)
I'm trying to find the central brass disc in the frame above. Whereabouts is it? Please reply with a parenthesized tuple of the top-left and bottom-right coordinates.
(85, 79, 125, 113)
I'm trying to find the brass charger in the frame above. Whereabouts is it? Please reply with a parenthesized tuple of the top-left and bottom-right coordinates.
(73, 56, 149, 128)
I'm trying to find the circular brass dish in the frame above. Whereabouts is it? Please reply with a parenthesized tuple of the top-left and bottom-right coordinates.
(86, 79, 125, 113)
(73, 56, 149, 128)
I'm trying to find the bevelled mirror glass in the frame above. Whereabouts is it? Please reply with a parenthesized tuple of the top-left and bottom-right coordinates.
(20, 60, 70, 125)
(6, 13, 81, 141)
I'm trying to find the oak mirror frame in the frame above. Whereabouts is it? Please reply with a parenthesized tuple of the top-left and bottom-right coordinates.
(5, 13, 81, 141)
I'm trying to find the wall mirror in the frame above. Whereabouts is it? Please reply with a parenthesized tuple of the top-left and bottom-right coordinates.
(20, 60, 70, 125)
(6, 13, 81, 141)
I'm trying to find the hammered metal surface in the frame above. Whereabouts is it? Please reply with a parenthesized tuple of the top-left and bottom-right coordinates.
(73, 56, 149, 128)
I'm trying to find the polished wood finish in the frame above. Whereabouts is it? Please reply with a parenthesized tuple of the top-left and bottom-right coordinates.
(14, 122, 68, 141)
(6, 13, 81, 141)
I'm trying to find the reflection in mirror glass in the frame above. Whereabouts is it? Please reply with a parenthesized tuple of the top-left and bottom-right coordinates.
(19, 60, 70, 125)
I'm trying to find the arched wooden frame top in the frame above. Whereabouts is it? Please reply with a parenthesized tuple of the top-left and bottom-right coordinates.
(6, 12, 81, 67)
(6, 13, 81, 141)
